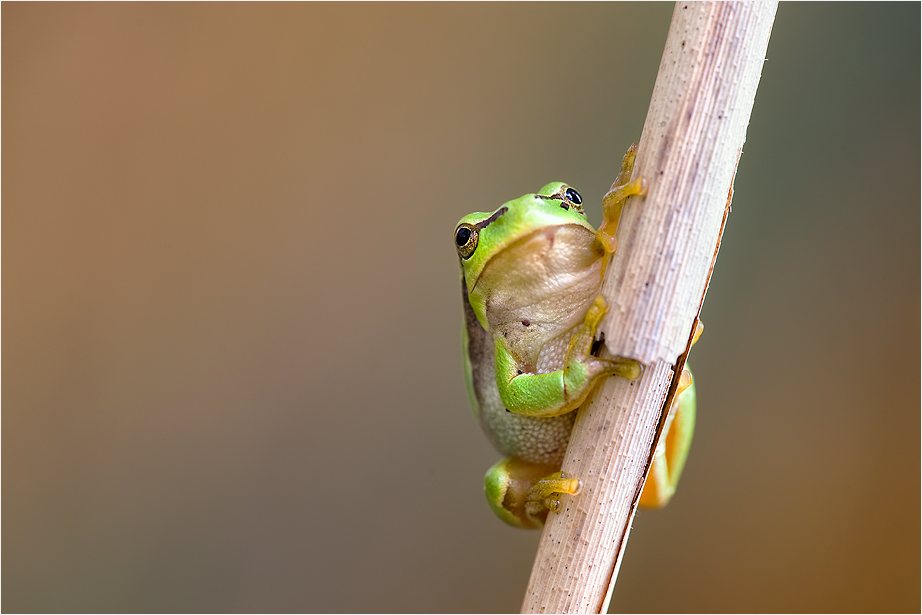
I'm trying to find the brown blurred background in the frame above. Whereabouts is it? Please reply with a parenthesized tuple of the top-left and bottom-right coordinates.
(3, 3, 919, 612)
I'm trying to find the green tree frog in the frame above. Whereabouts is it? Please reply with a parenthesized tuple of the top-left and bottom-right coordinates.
(455, 145, 697, 528)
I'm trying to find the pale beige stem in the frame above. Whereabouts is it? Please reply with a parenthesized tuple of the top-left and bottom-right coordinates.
(521, 3, 777, 613)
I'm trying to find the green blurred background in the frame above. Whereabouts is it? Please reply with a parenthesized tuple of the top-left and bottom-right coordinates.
(4, 3, 919, 612)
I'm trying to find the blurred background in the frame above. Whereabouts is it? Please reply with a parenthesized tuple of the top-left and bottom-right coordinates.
(3, 3, 918, 612)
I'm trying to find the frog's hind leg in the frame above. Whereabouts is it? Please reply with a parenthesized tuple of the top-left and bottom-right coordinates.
(639, 321, 703, 508)
(639, 369, 696, 508)
(484, 457, 581, 529)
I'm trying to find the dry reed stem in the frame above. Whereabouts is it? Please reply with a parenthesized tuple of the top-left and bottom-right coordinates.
(521, 3, 777, 612)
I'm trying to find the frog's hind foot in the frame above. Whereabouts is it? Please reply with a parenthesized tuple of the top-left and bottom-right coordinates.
(524, 471, 582, 517)
(484, 458, 581, 529)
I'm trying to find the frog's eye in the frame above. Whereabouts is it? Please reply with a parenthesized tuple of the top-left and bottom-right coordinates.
(564, 187, 582, 205)
(455, 223, 479, 259)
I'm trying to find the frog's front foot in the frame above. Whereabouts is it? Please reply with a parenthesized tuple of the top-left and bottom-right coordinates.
(484, 458, 582, 529)
(565, 296, 643, 385)
(597, 143, 649, 253)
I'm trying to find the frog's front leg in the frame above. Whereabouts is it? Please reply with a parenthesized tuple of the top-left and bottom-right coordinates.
(597, 143, 648, 253)
(494, 296, 642, 417)
(484, 457, 582, 529)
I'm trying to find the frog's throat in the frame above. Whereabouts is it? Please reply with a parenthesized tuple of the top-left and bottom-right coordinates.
(467, 225, 567, 297)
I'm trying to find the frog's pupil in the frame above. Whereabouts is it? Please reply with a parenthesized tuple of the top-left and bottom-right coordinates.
(565, 187, 582, 205)
(456, 226, 472, 246)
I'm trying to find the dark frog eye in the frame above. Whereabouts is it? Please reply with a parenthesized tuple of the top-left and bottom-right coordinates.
(564, 187, 582, 205)
(455, 223, 479, 259)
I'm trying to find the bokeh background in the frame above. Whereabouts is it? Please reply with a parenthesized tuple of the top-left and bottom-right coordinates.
(4, 3, 919, 613)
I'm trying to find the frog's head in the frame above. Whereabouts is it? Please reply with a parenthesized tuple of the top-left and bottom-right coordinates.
(454, 182, 592, 292)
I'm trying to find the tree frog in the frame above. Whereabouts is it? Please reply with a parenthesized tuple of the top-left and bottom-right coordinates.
(455, 144, 697, 528)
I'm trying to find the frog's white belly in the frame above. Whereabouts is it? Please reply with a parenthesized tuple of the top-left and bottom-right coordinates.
(464, 288, 583, 465)
(462, 223, 605, 464)
(474, 324, 578, 465)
